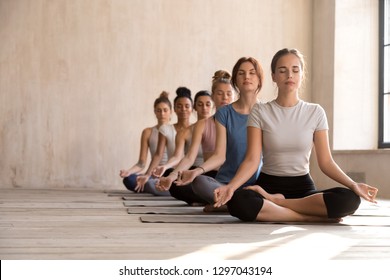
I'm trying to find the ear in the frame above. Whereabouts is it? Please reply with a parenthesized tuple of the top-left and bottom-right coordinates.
(271, 73, 276, 83)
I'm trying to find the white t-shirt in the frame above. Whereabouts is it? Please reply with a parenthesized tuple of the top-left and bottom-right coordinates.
(247, 100, 328, 176)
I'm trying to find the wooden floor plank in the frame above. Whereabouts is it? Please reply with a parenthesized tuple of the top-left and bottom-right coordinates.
(1, 187, 390, 260)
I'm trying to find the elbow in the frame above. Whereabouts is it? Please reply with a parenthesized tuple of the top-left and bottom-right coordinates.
(318, 158, 335, 175)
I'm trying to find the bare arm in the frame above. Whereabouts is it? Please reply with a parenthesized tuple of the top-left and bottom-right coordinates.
(155, 120, 206, 191)
(174, 119, 206, 171)
(135, 131, 167, 192)
(314, 130, 378, 202)
(192, 119, 227, 176)
(153, 128, 187, 177)
(214, 126, 262, 207)
(119, 127, 151, 178)
(175, 119, 226, 185)
(144, 131, 167, 176)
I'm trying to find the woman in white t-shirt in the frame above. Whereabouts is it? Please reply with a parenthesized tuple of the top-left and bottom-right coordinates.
(214, 48, 378, 222)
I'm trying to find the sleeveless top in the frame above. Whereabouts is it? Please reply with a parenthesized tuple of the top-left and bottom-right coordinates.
(201, 117, 216, 154)
(148, 126, 168, 164)
(159, 124, 203, 166)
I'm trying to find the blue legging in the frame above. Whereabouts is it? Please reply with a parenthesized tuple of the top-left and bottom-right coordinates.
(122, 173, 170, 196)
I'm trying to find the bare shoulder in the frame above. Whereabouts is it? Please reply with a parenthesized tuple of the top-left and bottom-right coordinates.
(142, 126, 154, 138)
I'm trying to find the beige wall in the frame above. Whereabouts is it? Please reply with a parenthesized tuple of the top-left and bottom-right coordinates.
(310, 0, 390, 198)
(0, 0, 312, 189)
(1, 0, 388, 197)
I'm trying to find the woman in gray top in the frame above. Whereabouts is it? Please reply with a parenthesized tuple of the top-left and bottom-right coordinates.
(119, 91, 171, 191)
(214, 48, 378, 222)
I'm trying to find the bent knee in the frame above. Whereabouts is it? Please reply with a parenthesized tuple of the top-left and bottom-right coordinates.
(324, 188, 361, 218)
(227, 190, 264, 222)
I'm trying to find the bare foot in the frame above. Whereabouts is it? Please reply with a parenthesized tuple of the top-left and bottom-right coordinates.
(244, 185, 285, 203)
(203, 204, 228, 213)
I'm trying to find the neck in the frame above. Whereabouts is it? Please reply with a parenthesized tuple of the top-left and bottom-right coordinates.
(197, 114, 210, 121)
(275, 90, 299, 107)
(157, 120, 168, 128)
(234, 91, 258, 114)
(176, 118, 190, 130)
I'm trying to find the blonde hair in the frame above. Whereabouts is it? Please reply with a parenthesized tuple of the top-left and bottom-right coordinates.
(211, 70, 231, 93)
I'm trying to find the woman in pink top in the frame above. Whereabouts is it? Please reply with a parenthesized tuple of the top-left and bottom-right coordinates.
(156, 70, 234, 205)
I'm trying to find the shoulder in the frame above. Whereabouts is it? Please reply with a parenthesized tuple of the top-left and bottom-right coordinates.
(216, 104, 232, 115)
(193, 118, 208, 130)
(215, 104, 232, 121)
(142, 126, 153, 137)
(300, 101, 326, 114)
(250, 100, 271, 115)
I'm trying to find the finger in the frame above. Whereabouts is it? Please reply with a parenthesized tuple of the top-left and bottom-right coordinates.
(213, 190, 219, 201)
(367, 188, 378, 203)
(175, 180, 182, 186)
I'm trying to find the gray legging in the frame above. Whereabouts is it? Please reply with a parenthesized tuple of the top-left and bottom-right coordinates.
(192, 175, 223, 204)
(143, 178, 171, 196)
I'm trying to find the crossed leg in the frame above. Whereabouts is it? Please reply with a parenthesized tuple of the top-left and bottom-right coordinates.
(245, 185, 329, 218)
(256, 199, 339, 223)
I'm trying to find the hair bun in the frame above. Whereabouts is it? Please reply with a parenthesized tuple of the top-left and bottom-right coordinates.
(159, 91, 169, 99)
(176, 87, 191, 98)
(212, 70, 231, 82)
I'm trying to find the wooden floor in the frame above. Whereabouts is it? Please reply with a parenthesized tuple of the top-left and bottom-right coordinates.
(1, 187, 390, 260)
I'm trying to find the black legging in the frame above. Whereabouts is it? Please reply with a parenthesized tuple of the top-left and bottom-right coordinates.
(227, 172, 361, 221)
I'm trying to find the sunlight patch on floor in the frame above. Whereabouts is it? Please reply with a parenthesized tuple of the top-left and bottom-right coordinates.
(171, 229, 356, 261)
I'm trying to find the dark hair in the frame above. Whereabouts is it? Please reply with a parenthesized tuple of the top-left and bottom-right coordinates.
(154, 91, 172, 109)
(231, 57, 264, 94)
(194, 90, 211, 104)
(174, 87, 193, 106)
(211, 70, 232, 93)
(271, 48, 306, 81)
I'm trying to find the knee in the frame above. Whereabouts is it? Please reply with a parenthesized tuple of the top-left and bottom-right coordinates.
(123, 174, 137, 191)
(192, 176, 216, 204)
(191, 176, 203, 195)
(325, 188, 361, 218)
(227, 190, 264, 222)
(143, 179, 158, 195)
(169, 184, 179, 197)
(191, 176, 209, 197)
